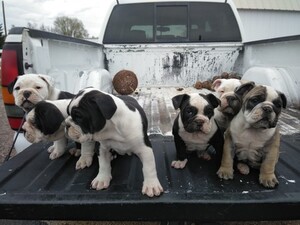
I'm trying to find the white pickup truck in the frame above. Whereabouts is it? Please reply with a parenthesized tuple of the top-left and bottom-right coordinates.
(0, 0, 300, 222)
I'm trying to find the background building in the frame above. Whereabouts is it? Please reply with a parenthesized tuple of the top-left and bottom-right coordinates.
(233, 0, 300, 41)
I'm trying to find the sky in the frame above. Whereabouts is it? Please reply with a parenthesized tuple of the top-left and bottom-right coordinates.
(0, 0, 116, 38)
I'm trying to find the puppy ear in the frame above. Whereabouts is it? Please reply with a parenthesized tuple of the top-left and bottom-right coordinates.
(94, 93, 117, 120)
(38, 74, 54, 88)
(205, 93, 220, 108)
(172, 94, 190, 110)
(212, 79, 222, 91)
(235, 81, 255, 97)
(8, 78, 18, 94)
(34, 102, 65, 135)
(278, 91, 287, 109)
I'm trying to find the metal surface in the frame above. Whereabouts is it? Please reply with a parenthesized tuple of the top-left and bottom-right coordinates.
(105, 44, 242, 87)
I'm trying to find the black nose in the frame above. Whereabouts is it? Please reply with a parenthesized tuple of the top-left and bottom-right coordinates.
(195, 120, 204, 129)
(23, 91, 31, 99)
(262, 106, 273, 113)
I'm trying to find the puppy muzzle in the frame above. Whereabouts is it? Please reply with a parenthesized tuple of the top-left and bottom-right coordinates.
(184, 119, 205, 133)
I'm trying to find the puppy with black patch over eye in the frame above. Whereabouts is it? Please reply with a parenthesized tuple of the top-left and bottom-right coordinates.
(65, 87, 163, 197)
(171, 93, 224, 169)
(22, 100, 94, 163)
(217, 85, 287, 188)
(8, 73, 81, 156)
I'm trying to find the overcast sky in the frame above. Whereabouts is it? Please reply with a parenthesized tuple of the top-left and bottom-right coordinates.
(0, 0, 116, 37)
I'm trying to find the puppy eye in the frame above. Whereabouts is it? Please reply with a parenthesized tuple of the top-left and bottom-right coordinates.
(36, 86, 42, 89)
(15, 86, 20, 91)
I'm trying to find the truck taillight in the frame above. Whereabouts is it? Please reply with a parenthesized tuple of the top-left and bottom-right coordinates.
(1, 49, 24, 130)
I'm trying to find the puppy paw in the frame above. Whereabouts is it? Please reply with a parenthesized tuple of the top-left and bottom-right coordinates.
(69, 148, 81, 157)
(47, 145, 55, 153)
(237, 163, 250, 175)
(259, 173, 279, 188)
(91, 175, 112, 190)
(197, 151, 211, 161)
(217, 166, 234, 180)
(142, 178, 164, 197)
(75, 155, 93, 170)
(171, 159, 188, 169)
(49, 149, 64, 160)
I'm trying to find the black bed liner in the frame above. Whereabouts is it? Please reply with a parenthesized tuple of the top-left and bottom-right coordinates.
(0, 134, 299, 222)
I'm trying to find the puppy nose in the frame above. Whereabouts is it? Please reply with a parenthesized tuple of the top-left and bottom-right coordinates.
(23, 90, 31, 99)
(262, 106, 273, 113)
(195, 120, 204, 128)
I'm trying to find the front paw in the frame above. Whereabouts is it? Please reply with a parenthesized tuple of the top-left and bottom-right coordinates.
(142, 178, 164, 197)
(91, 175, 112, 190)
(76, 155, 93, 170)
(48, 146, 64, 160)
(217, 166, 234, 180)
(171, 159, 188, 169)
(259, 173, 279, 188)
(69, 148, 81, 157)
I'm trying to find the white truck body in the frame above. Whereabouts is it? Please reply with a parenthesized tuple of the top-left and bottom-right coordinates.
(1, 0, 300, 154)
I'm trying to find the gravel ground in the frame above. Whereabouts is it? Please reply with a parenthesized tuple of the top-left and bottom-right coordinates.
(0, 75, 299, 225)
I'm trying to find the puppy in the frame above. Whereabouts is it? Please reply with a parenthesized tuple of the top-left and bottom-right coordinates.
(214, 82, 255, 131)
(8, 74, 74, 112)
(217, 85, 287, 188)
(212, 78, 243, 98)
(8, 73, 81, 156)
(22, 100, 94, 167)
(65, 88, 163, 197)
(171, 93, 224, 169)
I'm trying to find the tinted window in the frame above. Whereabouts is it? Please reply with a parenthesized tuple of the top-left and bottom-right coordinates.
(103, 2, 241, 44)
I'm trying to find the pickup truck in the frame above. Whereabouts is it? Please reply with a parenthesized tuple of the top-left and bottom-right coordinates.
(1, 0, 300, 223)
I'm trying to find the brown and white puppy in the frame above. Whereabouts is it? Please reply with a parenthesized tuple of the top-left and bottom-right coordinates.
(171, 93, 224, 169)
(8, 74, 74, 112)
(212, 78, 243, 98)
(214, 82, 255, 131)
(217, 85, 287, 188)
(65, 87, 163, 197)
(22, 100, 94, 167)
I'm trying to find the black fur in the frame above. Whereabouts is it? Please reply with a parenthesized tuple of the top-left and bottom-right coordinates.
(8, 78, 18, 94)
(58, 91, 75, 99)
(172, 93, 223, 163)
(33, 101, 65, 135)
(118, 95, 151, 147)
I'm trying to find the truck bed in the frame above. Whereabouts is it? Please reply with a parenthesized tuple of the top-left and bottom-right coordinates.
(0, 87, 300, 222)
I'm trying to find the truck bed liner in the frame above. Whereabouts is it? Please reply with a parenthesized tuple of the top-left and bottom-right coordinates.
(0, 132, 299, 221)
(1, 87, 300, 221)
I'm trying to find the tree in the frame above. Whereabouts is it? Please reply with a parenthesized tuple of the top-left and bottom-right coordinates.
(0, 24, 5, 49)
(53, 16, 88, 38)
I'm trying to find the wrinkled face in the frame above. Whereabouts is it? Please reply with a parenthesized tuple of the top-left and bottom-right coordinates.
(22, 101, 66, 143)
(22, 110, 44, 143)
(218, 91, 242, 116)
(11, 74, 52, 112)
(65, 88, 104, 143)
(178, 94, 218, 134)
(243, 85, 286, 129)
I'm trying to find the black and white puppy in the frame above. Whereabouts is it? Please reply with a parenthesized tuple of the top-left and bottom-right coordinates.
(217, 85, 287, 188)
(171, 93, 224, 169)
(65, 87, 163, 197)
(8, 73, 81, 156)
(8, 74, 74, 112)
(22, 100, 94, 164)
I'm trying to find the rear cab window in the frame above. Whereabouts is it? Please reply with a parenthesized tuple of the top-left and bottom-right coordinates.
(103, 2, 241, 44)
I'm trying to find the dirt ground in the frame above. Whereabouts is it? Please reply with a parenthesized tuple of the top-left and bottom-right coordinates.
(0, 75, 299, 225)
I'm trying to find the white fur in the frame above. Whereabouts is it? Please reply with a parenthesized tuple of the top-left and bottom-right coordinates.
(212, 78, 242, 98)
(12, 74, 61, 111)
(66, 88, 163, 197)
